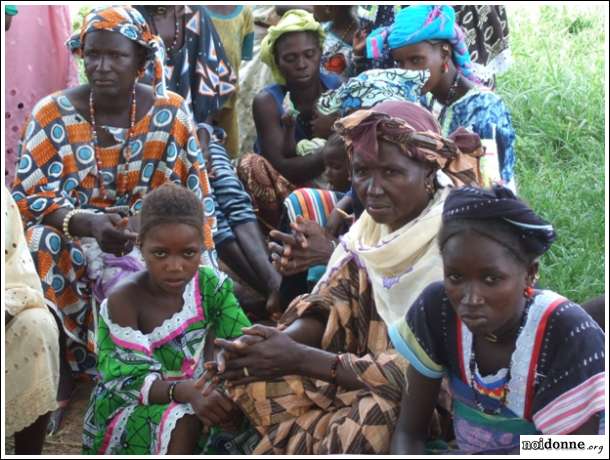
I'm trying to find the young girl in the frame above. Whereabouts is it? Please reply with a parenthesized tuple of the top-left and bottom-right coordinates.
(82, 183, 252, 455)
(367, 5, 517, 190)
(389, 186, 605, 454)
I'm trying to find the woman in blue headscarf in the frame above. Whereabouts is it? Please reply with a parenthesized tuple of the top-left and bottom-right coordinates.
(367, 5, 518, 191)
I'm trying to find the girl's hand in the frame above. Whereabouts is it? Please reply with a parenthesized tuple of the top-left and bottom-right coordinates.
(189, 386, 237, 428)
(214, 325, 303, 385)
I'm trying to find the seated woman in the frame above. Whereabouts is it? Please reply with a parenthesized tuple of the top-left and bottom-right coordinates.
(83, 184, 252, 454)
(5, 187, 59, 454)
(200, 101, 483, 454)
(270, 69, 430, 303)
(390, 186, 605, 454)
(11, 5, 216, 429)
(237, 9, 342, 230)
(135, 5, 281, 318)
(366, 5, 517, 190)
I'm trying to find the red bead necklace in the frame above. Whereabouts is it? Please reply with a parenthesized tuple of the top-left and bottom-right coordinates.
(89, 85, 137, 199)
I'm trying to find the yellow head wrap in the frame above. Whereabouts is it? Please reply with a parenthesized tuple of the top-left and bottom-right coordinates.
(260, 9, 325, 85)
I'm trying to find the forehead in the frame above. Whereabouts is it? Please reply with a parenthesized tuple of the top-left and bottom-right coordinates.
(142, 222, 202, 244)
(275, 31, 319, 55)
(352, 140, 422, 168)
(83, 29, 139, 52)
(391, 42, 436, 59)
(442, 229, 523, 269)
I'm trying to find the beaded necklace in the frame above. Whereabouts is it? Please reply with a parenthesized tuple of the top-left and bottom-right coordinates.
(468, 298, 532, 415)
(89, 85, 137, 199)
(150, 6, 181, 54)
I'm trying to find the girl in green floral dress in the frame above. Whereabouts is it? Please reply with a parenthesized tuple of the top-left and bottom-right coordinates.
(83, 183, 252, 454)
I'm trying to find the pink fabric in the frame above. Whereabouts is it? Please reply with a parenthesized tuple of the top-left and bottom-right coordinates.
(5, 5, 79, 186)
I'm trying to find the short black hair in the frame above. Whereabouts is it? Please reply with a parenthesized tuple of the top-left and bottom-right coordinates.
(322, 133, 346, 157)
(438, 217, 536, 266)
(139, 183, 204, 241)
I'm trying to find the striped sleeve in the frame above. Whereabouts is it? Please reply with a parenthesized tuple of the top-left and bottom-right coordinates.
(388, 282, 447, 379)
(531, 301, 605, 434)
(533, 372, 605, 434)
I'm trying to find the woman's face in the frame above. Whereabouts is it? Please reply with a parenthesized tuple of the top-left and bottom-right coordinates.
(275, 32, 321, 87)
(352, 140, 432, 231)
(84, 30, 144, 97)
(391, 42, 447, 94)
(442, 230, 535, 337)
(140, 223, 203, 295)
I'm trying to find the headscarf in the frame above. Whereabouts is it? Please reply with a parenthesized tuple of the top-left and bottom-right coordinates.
(335, 100, 484, 187)
(260, 9, 325, 85)
(316, 69, 429, 116)
(366, 5, 479, 83)
(443, 185, 557, 257)
(67, 5, 168, 99)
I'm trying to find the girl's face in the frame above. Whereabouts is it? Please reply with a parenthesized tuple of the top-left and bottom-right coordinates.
(323, 144, 350, 192)
(140, 223, 203, 295)
(391, 41, 448, 94)
(442, 230, 536, 337)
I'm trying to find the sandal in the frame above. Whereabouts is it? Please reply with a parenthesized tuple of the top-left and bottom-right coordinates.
(46, 399, 70, 436)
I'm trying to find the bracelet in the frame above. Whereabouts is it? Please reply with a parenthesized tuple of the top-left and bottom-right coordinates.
(168, 381, 179, 403)
(62, 208, 91, 241)
(330, 354, 341, 384)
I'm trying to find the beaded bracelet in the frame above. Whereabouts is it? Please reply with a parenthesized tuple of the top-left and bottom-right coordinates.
(168, 381, 179, 403)
(62, 208, 91, 241)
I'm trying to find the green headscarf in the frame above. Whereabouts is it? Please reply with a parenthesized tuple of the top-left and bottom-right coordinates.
(260, 9, 325, 85)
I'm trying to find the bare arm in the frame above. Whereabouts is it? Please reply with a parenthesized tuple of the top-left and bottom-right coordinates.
(391, 366, 441, 454)
(253, 91, 324, 184)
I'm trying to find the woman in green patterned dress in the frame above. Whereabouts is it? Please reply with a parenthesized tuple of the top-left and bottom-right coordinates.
(82, 183, 251, 454)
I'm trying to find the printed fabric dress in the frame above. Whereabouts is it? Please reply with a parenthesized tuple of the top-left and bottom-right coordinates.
(82, 266, 252, 455)
(11, 90, 216, 375)
(389, 282, 606, 454)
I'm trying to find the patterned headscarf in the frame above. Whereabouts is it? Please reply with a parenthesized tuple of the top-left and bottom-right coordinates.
(366, 5, 479, 83)
(443, 185, 557, 258)
(67, 5, 168, 99)
(260, 9, 325, 85)
(316, 69, 429, 116)
(335, 100, 483, 186)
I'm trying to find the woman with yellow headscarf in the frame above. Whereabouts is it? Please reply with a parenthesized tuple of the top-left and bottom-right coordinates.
(236, 9, 342, 230)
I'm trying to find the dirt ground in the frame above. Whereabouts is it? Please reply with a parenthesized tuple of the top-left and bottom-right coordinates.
(5, 379, 93, 455)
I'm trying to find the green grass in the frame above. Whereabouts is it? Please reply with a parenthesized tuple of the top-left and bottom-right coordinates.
(497, 5, 606, 303)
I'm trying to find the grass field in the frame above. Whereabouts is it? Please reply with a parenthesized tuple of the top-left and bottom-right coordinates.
(498, 5, 606, 303)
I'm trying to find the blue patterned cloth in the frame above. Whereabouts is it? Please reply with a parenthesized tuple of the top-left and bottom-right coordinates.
(208, 140, 257, 246)
(422, 87, 517, 185)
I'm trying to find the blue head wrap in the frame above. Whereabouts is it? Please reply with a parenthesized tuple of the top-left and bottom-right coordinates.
(366, 5, 479, 83)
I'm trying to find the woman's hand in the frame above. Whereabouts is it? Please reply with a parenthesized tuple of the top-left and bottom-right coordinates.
(269, 217, 336, 276)
(213, 325, 304, 385)
(91, 213, 138, 256)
